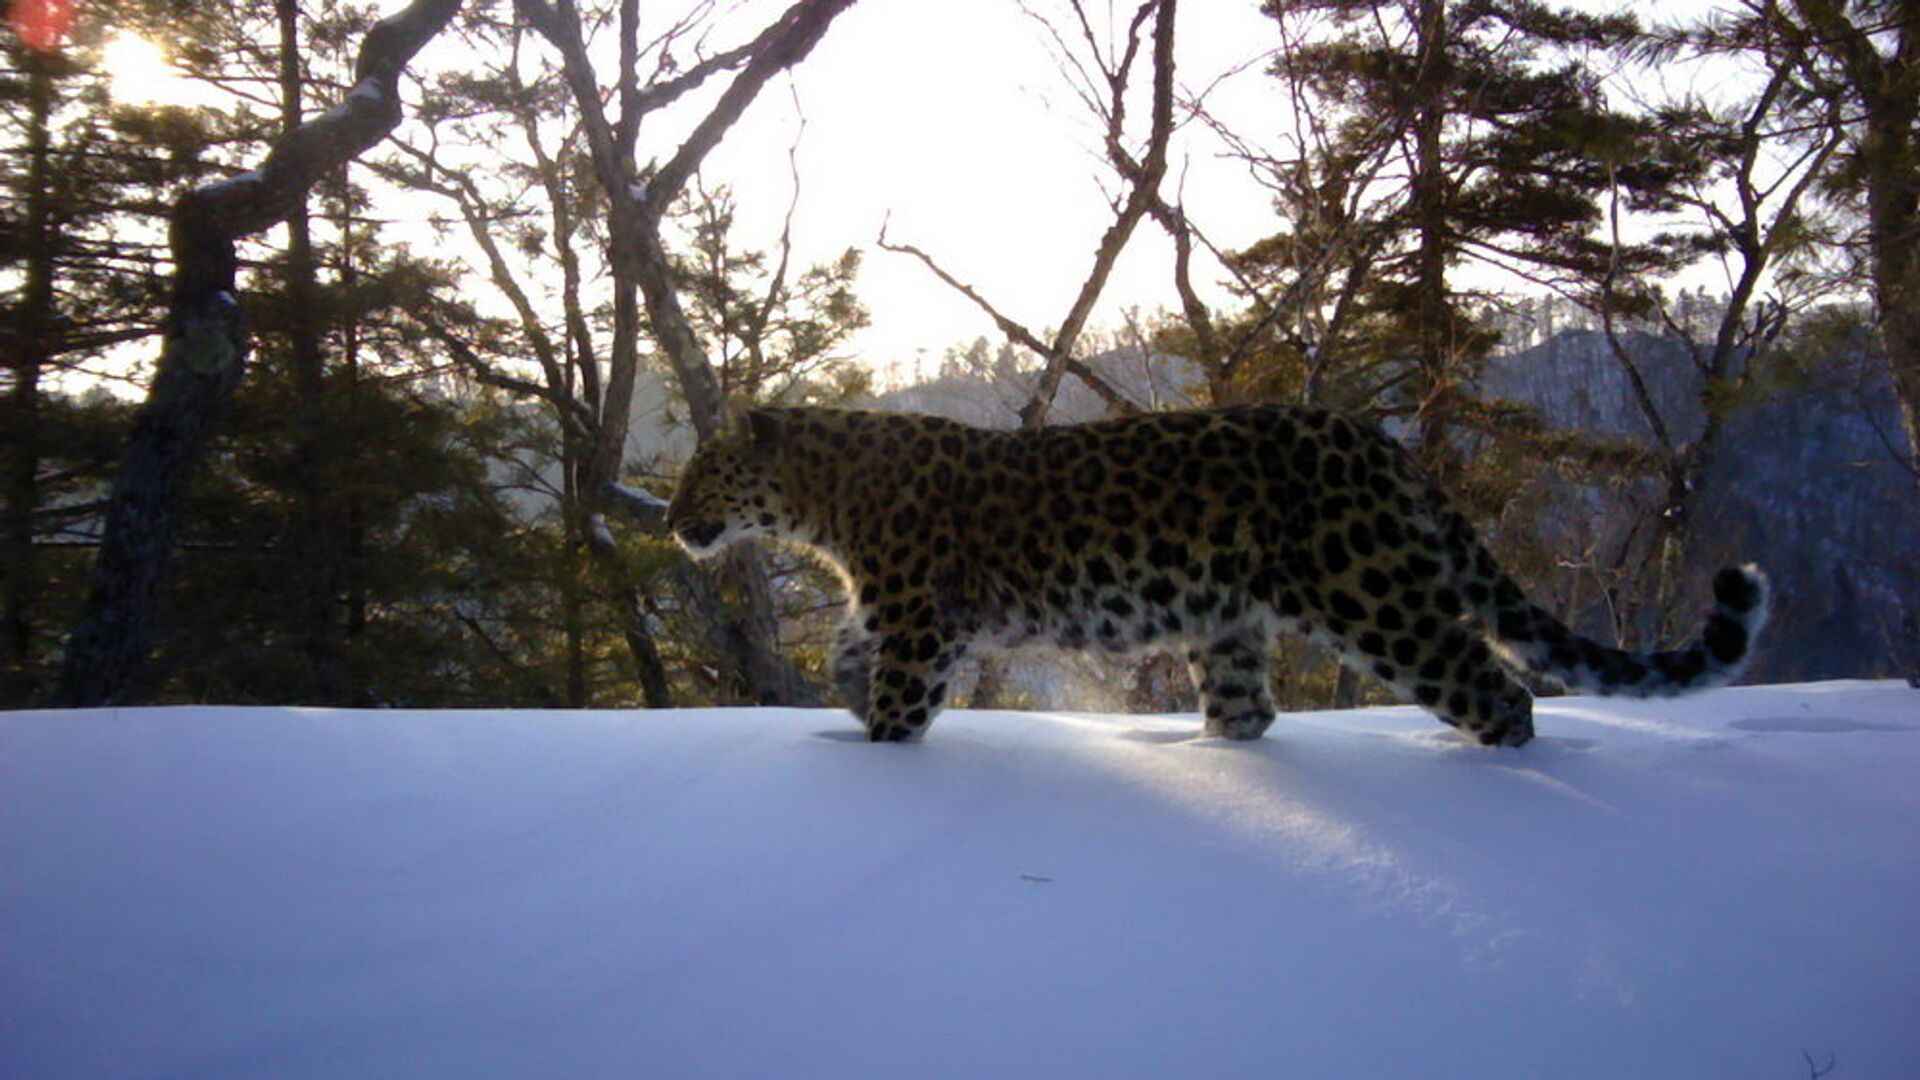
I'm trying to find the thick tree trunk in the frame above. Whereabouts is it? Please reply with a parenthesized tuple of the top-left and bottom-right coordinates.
(1790, 0, 1920, 490)
(520, 0, 852, 706)
(617, 585, 673, 708)
(1885, 288, 1920, 486)
(332, 173, 369, 645)
(561, 453, 590, 708)
(671, 555, 821, 706)
(969, 658, 1008, 709)
(1864, 74, 1920, 488)
(1333, 663, 1360, 710)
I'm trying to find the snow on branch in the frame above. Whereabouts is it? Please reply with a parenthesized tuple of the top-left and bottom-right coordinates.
(175, 0, 463, 288)
(604, 483, 671, 534)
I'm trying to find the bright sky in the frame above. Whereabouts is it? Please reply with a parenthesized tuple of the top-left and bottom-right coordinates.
(93, 1, 1281, 385)
(91, 0, 1760, 386)
(736, 0, 1283, 379)
(553, 0, 1284, 384)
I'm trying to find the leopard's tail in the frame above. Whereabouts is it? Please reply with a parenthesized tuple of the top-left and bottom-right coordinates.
(1443, 512, 1770, 697)
(1487, 564, 1769, 697)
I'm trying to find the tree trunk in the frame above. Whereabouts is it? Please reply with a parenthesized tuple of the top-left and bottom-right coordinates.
(562, 452, 590, 707)
(722, 547, 820, 705)
(1333, 662, 1360, 710)
(332, 171, 369, 645)
(1789, 0, 1920, 491)
(279, 0, 345, 703)
(1884, 280, 1920, 487)
(1410, 0, 1453, 471)
(969, 658, 1008, 709)
(3, 51, 54, 698)
(1863, 60, 1920, 489)
(617, 585, 673, 708)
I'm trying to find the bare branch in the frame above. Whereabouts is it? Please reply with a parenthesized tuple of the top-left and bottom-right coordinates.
(741, 84, 807, 391)
(640, 0, 858, 220)
(880, 227, 1140, 414)
(1019, 0, 1177, 428)
(632, 22, 766, 117)
(414, 311, 597, 441)
(374, 142, 572, 396)
(876, 223, 1056, 358)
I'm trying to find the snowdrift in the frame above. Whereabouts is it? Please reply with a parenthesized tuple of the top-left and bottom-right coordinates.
(4, 682, 1917, 1078)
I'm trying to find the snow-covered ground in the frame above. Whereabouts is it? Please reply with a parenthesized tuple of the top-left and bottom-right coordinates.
(4, 682, 1917, 1078)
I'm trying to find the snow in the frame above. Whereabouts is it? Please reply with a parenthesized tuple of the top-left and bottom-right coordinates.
(300, 81, 394, 133)
(589, 512, 616, 552)
(4, 681, 1917, 1078)
(194, 169, 264, 199)
(608, 481, 670, 513)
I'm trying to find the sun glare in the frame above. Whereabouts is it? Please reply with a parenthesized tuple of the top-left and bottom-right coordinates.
(102, 33, 187, 107)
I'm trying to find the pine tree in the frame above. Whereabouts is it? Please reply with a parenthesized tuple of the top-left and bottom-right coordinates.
(2, 2, 227, 700)
(1737, 0, 1919, 488)
(56, 0, 462, 707)
(1244, 0, 1696, 472)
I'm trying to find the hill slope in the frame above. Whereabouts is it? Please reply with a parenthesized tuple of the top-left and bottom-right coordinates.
(4, 682, 1917, 1078)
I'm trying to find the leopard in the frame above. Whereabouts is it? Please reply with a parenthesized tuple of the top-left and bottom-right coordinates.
(665, 404, 1770, 745)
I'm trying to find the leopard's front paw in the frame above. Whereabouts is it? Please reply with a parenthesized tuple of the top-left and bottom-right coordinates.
(865, 720, 924, 743)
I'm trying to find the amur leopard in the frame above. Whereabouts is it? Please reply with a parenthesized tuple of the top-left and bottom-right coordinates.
(666, 405, 1769, 745)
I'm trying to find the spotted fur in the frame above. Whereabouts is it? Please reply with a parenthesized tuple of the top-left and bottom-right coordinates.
(666, 406, 1770, 745)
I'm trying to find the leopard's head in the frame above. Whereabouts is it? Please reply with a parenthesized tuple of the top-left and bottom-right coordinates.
(666, 410, 792, 558)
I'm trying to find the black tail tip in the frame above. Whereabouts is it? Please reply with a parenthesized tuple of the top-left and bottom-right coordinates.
(1712, 564, 1768, 616)
(1703, 564, 1770, 672)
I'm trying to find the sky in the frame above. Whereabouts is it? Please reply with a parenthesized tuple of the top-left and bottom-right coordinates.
(84, 0, 1755, 387)
(87, 0, 1284, 385)
(742, 0, 1284, 379)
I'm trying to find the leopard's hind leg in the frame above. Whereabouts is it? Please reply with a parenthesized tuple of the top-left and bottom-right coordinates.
(1326, 617, 1534, 747)
(1187, 631, 1279, 740)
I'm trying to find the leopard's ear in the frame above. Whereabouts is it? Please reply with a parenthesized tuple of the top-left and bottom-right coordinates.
(743, 408, 783, 452)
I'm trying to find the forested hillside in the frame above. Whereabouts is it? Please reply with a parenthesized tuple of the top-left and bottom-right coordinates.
(1480, 324, 1919, 682)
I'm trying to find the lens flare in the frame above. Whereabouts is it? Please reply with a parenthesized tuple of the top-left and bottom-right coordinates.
(10, 0, 77, 52)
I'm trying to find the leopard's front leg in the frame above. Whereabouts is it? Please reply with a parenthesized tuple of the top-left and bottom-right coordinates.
(857, 597, 966, 742)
